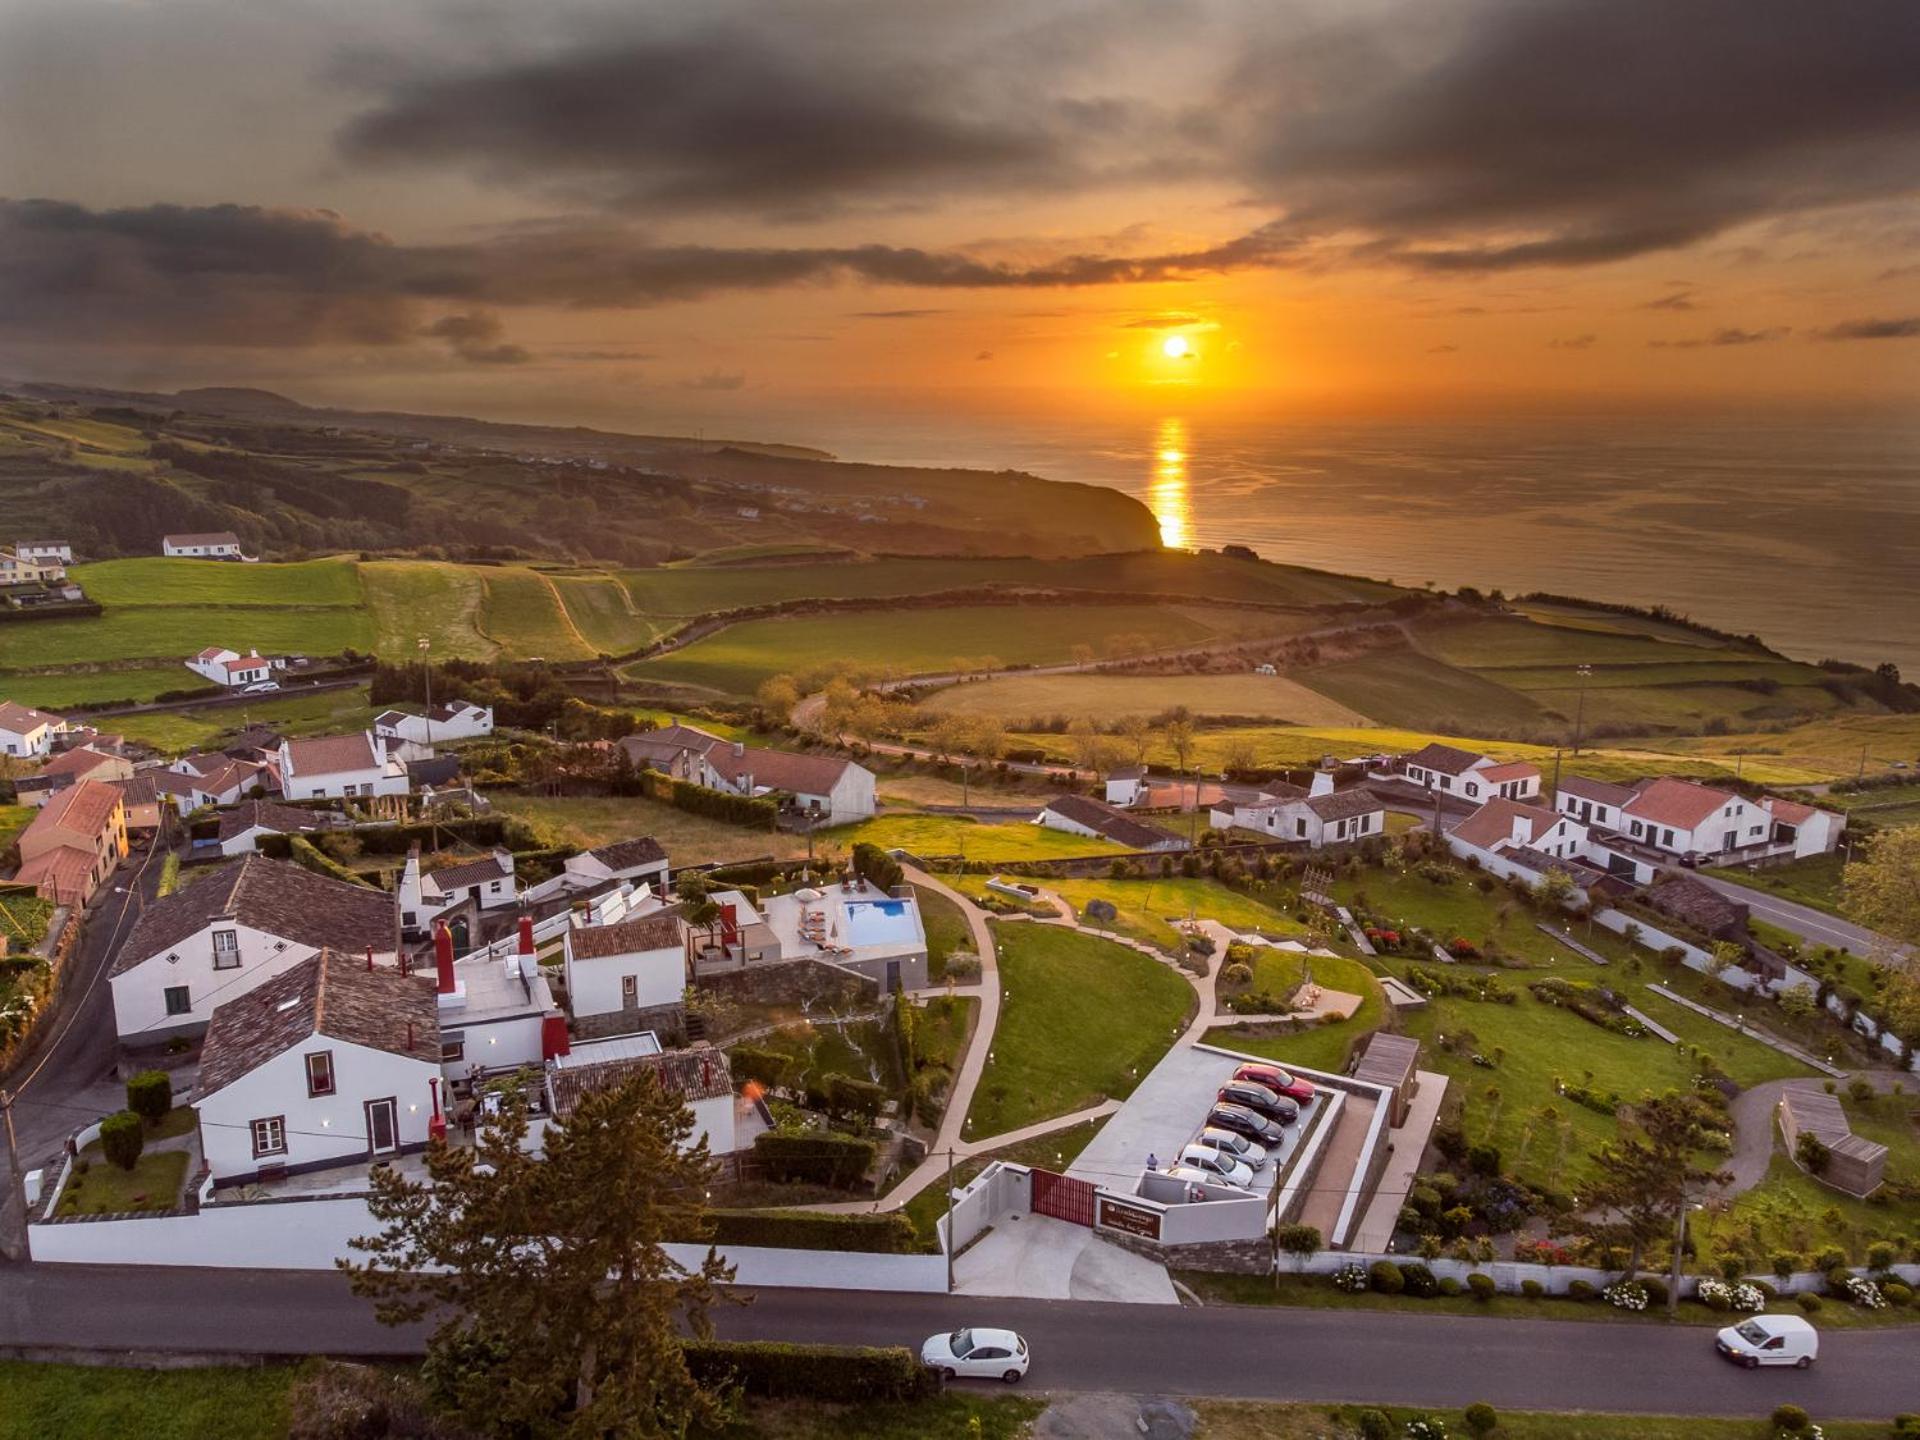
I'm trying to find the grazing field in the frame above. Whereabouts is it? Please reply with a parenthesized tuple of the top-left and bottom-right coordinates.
(475, 567, 596, 661)
(0, 604, 374, 670)
(1662, 714, 1920, 782)
(107, 686, 383, 753)
(827, 812, 1126, 861)
(73, 556, 365, 608)
(550, 572, 667, 655)
(491, 792, 808, 865)
(629, 602, 1300, 695)
(1420, 615, 1772, 670)
(0, 666, 194, 707)
(965, 922, 1193, 1137)
(619, 550, 1402, 618)
(1514, 599, 1736, 648)
(919, 671, 1368, 725)
(1298, 651, 1548, 733)
(361, 560, 496, 659)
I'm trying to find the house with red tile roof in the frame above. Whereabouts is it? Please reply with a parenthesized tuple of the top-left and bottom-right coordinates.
(1210, 775, 1387, 849)
(12, 743, 135, 808)
(1399, 742, 1540, 802)
(617, 723, 875, 822)
(278, 731, 410, 801)
(1617, 776, 1770, 862)
(186, 646, 274, 688)
(13, 779, 127, 907)
(0, 699, 65, 760)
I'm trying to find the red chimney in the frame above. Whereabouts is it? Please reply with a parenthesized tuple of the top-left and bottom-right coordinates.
(365, 944, 374, 973)
(428, 1076, 447, 1142)
(433, 921, 456, 995)
(541, 1013, 571, 1060)
(518, 914, 535, 957)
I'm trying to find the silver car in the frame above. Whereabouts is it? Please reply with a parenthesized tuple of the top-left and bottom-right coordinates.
(1192, 1125, 1268, 1169)
(1177, 1143, 1256, 1189)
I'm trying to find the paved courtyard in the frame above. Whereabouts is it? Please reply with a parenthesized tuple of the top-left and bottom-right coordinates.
(953, 1212, 1178, 1304)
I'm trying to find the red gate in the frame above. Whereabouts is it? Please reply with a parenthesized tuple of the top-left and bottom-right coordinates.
(1029, 1167, 1097, 1227)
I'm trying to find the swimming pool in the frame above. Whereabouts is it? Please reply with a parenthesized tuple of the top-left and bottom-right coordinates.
(841, 898, 922, 949)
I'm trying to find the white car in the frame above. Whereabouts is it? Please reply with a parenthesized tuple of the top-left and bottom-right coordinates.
(1177, 1144, 1256, 1188)
(1716, 1314, 1817, 1369)
(1192, 1126, 1267, 1169)
(921, 1327, 1030, 1383)
(240, 680, 280, 694)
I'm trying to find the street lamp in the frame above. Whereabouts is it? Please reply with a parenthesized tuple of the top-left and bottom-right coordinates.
(1571, 664, 1593, 757)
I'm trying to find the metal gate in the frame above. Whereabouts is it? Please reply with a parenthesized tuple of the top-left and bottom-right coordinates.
(1030, 1167, 1097, 1227)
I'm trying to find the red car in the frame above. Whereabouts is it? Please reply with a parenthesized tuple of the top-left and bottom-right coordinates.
(1233, 1063, 1316, 1105)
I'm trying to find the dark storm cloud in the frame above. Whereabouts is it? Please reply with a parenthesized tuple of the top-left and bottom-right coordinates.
(1231, 0, 1920, 271)
(334, 21, 1152, 219)
(1815, 316, 1920, 340)
(420, 312, 531, 364)
(0, 198, 1304, 347)
(1648, 327, 1790, 349)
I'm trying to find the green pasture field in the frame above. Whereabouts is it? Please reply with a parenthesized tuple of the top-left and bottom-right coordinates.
(1513, 599, 1738, 648)
(1298, 651, 1549, 732)
(107, 686, 383, 753)
(1419, 615, 1766, 670)
(0, 605, 373, 670)
(1662, 714, 1920, 781)
(491, 792, 810, 865)
(917, 671, 1368, 725)
(549, 572, 667, 655)
(828, 812, 1127, 860)
(0, 666, 193, 708)
(72, 556, 365, 609)
(361, 560, 496, 659)
(475, 567, 596, 661)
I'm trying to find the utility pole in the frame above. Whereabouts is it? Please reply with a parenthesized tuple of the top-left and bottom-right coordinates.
(1572, 664, 1593, 757)
(1, 1089, 31, 1263)
(944, 1146, 956, 1293)
(1858, 743, 1868, 782)
(1667, 1193, 1690, 1320)
(1550, 745, 1563, 796)
(418, 636, 438, 851)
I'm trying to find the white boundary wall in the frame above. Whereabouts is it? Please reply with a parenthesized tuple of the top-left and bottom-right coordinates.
(30, 1197, 947, 1292)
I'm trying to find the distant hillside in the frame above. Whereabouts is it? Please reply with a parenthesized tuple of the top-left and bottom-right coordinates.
(0, 381, 1162, 564)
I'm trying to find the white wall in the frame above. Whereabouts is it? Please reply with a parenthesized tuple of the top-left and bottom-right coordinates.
(197, 1039, 440, 1183)
(1038, 809, 1101, 840)
(564, 941, 685, 1018)
(286, 765, 409, 801)
(443, 1010, 548, 1075)
(111, 924, 332, 1041)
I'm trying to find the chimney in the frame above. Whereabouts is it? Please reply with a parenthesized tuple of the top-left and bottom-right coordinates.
(365, 944, 373, 973)
(433, 920, 465, 1009)
(733, 741, 745, 758)
(1309, 771, 1335, 798)
(509, 913, 535, 979)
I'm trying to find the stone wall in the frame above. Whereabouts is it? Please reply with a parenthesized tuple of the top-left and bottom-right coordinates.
(696, 957, 878, 1007)
(572, 1001, 686, 1046)
(1096, 1227, 1272, 1275)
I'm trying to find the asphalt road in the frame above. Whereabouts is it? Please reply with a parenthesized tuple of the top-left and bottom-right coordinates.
(1687, 870, 1898, 956)
(5, 1265, 1919, 1419)
(4, 840, 167, 1161)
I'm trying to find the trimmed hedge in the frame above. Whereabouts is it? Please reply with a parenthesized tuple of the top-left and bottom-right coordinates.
(640, 770, 776, 829)
(682, 1340, 938, 1403)
(852, 842, 904, 893)
(99, 1110, 144, 1171)
(125, 1070, 172, 1124)
(751, 1131, 876, 1188)
(704, 1209, 928, 1255)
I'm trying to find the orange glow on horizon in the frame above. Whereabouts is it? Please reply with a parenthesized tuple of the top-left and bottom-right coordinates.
(1151, 417, 1192, 549)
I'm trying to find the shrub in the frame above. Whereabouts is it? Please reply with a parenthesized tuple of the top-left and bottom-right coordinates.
(1369, 1260, 1405, 1295)
(125, 1070, 172, 1124)
(1404, 1419, 1449, 1440)
(1867, 1241, 1897, 1271)
(1603, 1281, 1648, 1311)
(1893, 1415, 1920, 1439)
(1521, 1279, 1544, 1299)
(728, 1046, 791, 1091)
(1220, 962, 1253, 986)
(1840, 1275, 1888, 1309)
(1399, 1262, 1438, 1298)
(1355, 1410, 1392, 1440)
(944, 953, 982, 982)
(1770, 1404, 1810, 1433)
(824, 1074, 888, 1124)
(1466, 1143, 1501, 1176)
(1332, 1264, 1370, 1294)
(99, 1111, 143, 1171)
(681, 1340, 938, 1402)
(1772, 1252, 1802, 1280)
(1463, 1402, 1499, 1438)
(1698, 1279, 1765, 1312)
(1437, 1277, 1462, 1297)
(1796, 1131, 1832, 1175)
(702, 1210, 923, 1254)
(1274, 1223, 1322, 1260)
(1884, 1282, 1914, 1306)
(1565, 1279, 1597, 1301)
(1795, 1292, 1823, 1314)
(1467, 1273, 1497, 1302)
(1813, 1246, 1847, 1272)
(751, 1131, 875, 1188)
(1638, 1276, 1668, 1307)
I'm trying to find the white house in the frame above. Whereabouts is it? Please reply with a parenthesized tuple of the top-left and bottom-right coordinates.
(561, 835, 670, 892)
(546, 1038, 735, 1157)
(278, 731, 410, 800)
(108, 853, 401, 1044)
(186, 647, 274, 688)
(15, 541, 72, 566)
(1104, 765, 1148, 807)
(1400, 742, 1541, 803)
(1761, 796, 1847, 858)
(563, 898, 687, 1040)
(396, 846, 518, 939)
(163, 531, 244, 559)
(1036, 794, 1187, 852)
(1450, 797, 1592, 863)
(1210, 777, 1387, 849)
(375, 701, 494, 745)
(1617, 777, 1769, 861)
(215, 799, 330, 857)
(193, 950, 441, 1186)
(432, 917, 569, 1082)
(149, 760, 265, 813)
(1553, 775, 1637, 832)
(0, 548, 65, 583)
(617, 724, 876, 823)
(0, 700, 61, 759)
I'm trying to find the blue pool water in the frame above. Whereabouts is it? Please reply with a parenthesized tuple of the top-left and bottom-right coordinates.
(842, 899, 920, 948)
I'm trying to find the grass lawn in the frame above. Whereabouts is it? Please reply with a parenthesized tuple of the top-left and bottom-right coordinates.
(550, 572, 667, 655)
(1206, 953, 1387, 1075)
(0, 665, 198, 707)
(709, 1394, 1043, 1439)
(965, 923, 1193, 1139)
(1192, 1400, 1893, 1440)
(492, 792, 809, 865)
(1704, 853, 1847, 917)
(915, 884, 973, 980)
(0, 1360, 293, 1440)
(72, 556, 365, 608)
(825, 812, 1126, 862)
(900, 1115, 1109, 1246)
(629, 602, 1291, 695)
(917, 669, 1365, 726)
(1662, 714, 1920, 783)
(55, 1148, 190, 1216)
(0, 803, 33, 853)
(477, 567, 597, 661)
(107, 685, 383, 753)
(361, 559, 497, 659)
(1299, 650, 1548, 734)
(0, 604, 375, 670)
(1040, 874, 1311, 954)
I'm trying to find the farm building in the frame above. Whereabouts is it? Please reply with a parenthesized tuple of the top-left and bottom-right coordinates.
(1036, 794, 1187, 852)
(1777, 1086, 1886, 1198)
(1353, 1031, 1421, 1126)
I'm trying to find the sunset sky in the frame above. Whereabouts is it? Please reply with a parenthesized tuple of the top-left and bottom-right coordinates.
(1, 0, 1915, 428)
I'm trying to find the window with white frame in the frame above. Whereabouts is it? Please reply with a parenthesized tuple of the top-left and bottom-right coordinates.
(212, 928, 240, 969)
(250, 1116, 287, 1157)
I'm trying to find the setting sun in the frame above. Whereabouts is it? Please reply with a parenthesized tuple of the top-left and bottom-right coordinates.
(1162, 334, 1192, 360)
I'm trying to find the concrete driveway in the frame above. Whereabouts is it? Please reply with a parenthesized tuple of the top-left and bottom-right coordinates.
(953, 1212, 1177, 1304)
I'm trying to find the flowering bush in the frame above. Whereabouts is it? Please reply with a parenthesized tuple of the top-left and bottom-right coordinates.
(1604, 1281, 1649, 1311)
(1332, 1264, 1370, 1293)
(1698, 1279, 1765, 1312)
(1513, 1239, 1575, 1266)
(1446, 937, 1481, 960)
(1841, 1275, 1889, 1310)
(1405, 1419, 1449, 1440)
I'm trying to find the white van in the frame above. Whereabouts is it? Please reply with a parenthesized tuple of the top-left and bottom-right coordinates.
(1715, 1314, 1818, 1369)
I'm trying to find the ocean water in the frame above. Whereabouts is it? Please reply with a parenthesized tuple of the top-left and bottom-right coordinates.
(777, 409, 1920, 675)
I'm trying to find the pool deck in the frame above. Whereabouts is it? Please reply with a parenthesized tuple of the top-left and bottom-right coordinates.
(759, 883, 927, 967)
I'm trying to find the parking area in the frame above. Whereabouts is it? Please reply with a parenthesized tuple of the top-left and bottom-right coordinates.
(1065, 1043, 1325, 1204)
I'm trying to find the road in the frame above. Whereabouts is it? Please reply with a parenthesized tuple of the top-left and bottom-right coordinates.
(3, 1265, 1916, 1418)
(1686, 869, 1897, 956)
(3, 840, 167, 1163)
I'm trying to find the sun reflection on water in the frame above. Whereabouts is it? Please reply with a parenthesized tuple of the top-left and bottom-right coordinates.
(1151, 417, 1192, 550)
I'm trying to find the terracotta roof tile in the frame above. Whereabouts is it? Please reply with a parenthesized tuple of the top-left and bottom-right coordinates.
(1041, 794, 1184, 850)
(1623, 776, 1738, 831)
(548, 1045, 732, 1117)
(284, 732, 381, 777)
(26, 779, 122, 844)
(570, 909, 684, 959)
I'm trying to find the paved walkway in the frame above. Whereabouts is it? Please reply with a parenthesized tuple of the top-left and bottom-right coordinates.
(1721, 1070, 1906, 1196)
(954, 1212, 1178, 1304)
(1295, 1093, 1377, 1243)
(1350, 1069, 1449, 1252)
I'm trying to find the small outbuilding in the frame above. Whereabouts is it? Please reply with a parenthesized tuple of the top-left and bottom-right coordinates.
(1352, 1031, 1421, 1125)
(1777, 1086, 1886, 1198)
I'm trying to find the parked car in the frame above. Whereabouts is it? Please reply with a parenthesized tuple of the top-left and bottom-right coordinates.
(1178, 1144, 1255, 1188)
(1715, 1315, 1817, 1369)
(1206, 1103, 1287, 1147)
(922, 1328, 1030, 1382)
(241, 680, 280, 694)
(1217, 1081, 1299, 1124)
(1162, 1164, 1230, 1193)
(1193, 1125, 1267, 1168)
(1232, 1063, 1316, 1104)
